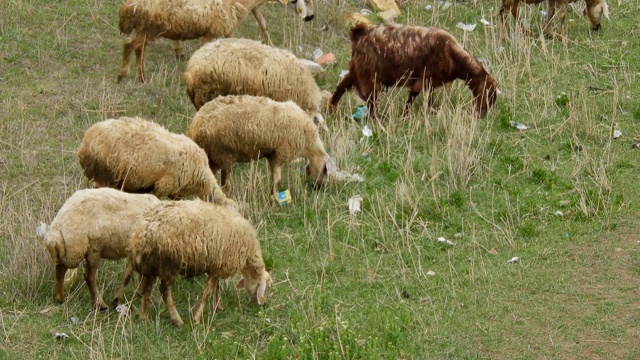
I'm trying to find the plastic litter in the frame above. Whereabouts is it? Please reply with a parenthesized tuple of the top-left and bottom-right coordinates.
(312, 48, 323, 62)
(613, 130, 622, 139)
(480, 18, 492, 26)
(276, 190, 292, 206)
(425, 4, 433, 10)
(426, 270, 436, 276)
(36, 222, 49, 238)
(510, 121, 529, 131)
(456, 22, 477, 32)
(49, 330, 69, 340)
(554, 210, 564, 217)
(438, 1, 452, 10)
(70, 317, 79, 324)
(348, 196, 363, 215)
(507, 256, 520, 263)
(326, 155, 365, 183)
(353, 106, 369, 121)
(360, 8, 373, 16)
(362, 125, 373, 137)
(316, 53, 336, 65)
(437, 237, 455, 246)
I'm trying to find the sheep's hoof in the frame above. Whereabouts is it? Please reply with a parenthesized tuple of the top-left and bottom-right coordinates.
(172, 318, 185, 327)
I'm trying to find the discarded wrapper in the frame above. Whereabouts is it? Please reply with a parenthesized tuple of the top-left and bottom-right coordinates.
(70, 317, 79, 324)
(507, 256, 520, 263)
(312, 48, 324, 62)
(362, 125, 373, 137)
(115, 304, 130, 316)
(348, 196, 363, 215)
(353, 106, 369, 121)
(438, 1, 452, 10)
(276, 190, 292, 206)
(49, 329, 69, 340)
(510, 121, 529, 131)
(456, 22, 477, 32)
(437, 237, 455, 246)
(554, 210, 564, 217)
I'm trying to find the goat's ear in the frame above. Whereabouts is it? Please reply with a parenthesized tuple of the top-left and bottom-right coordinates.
(256, 280, 268, 305)
(236, 278, 245, 289)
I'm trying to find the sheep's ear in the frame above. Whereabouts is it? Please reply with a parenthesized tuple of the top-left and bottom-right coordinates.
(236, 278, 245, 289)
(256, 280, 268, 305)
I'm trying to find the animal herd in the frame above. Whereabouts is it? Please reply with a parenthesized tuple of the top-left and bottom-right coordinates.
(43, 0, 611, 327)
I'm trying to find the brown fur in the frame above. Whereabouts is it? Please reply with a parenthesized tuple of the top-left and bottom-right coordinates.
(330, 24, 498, 119)
(499, 0, 609, 35)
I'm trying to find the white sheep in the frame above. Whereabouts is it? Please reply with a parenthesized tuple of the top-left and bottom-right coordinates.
(183, 38, 324, 122)
(77, 117, 235, 208)
(185, 95, 328, 201)
(44, 188, 161, 310)
(117, 0, 315, 83)
(115, 199, 272, 326)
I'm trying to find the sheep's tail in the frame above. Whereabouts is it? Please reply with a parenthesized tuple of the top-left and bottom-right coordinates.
(44, 229, 65, 264)
(350, 23, 370, 43)
(118, 3, 139, 35)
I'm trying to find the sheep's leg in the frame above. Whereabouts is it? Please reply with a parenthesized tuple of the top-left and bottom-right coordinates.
(268, 160, 283, 203)
(139, 275, 156, 321)
(84, 255, 108, 311)
(135, 42, 147, 83)
(193, 275, 217, 325)
(118, 33, 146, 83)
(219, 165, 232, 197)
(330, 71, 356, 112)
(213, 279, 224, 312)
(113, 261, 134, 307)
(159, 277, 183, 327)
(53, 264, 67, 303)
(171, 40, 185, 60)
(252, 7, 273, 47)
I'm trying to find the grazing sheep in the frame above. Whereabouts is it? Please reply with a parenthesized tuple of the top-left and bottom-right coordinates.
(330, 24, 498, 118)
(117, 0, 315, 83)
(44, 188, 161, 310)
(183, 38, 324, 122)
(116, 200, 272, 326)
(77, 117, 234, 208)
(500, 0, 610, 35)
(186, 95, 328, 201)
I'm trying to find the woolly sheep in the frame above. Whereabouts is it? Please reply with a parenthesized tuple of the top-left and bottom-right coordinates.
(183, 38, 324, 122)
(500, 0, 609, 35)
(44, 188, 161, 310)
(185, 95, 328, 201)
(330, 24, 498, 118)
(115, 200, 272, 326)
(77, 117, 235, 208)
(117, 0, 315, 83)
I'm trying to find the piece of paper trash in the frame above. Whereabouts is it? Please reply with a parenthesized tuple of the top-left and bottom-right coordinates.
(426, 270, 436, 276)
(348, 196, 363, 215)
(541, 10, 548, 17)
(115, 304, 129, 316)
(333, 171, 365, 182)
(438, 1, 452, 10)
(312, 48, 323, 62)
(480, 18, 492, 26)
(316, 53, 336, 65)
(36, 222, 49, 238)
(70, 317, 79, 324)
(362, 125, 373, 137)
(425, 4, 433, 10)
(437, 237, 455, 246)
(555, 210, 564, 217)
(507, 256, 520, 263)
(613, 130, 622, 139)
(510, 121, 529, 131)
(456, 22, 477, 32)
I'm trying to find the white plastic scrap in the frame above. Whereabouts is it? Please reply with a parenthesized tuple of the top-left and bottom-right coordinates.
(438, 1, 452, 10)
(360, 8, 373, 16)
(362, 125, 373, 137)
(348, 196, 363, 215)
(613, 130, 622, 139)
(312, 48, 323, 62)
(115, 304, 129, 316)
(507, 256, 520, 263)
(425, 4, 432, 10)
(456, 22, 477, 32)
(70, 317, 79, 324)
(480, 18, 492, 26)
(326, 155, 365, 183)
(437, 237, 455, 246)
(426, 270, 436, 276)
(510, 121, 529, 131)
(554, 210, 564, 217)
(36, 221, 49, 238)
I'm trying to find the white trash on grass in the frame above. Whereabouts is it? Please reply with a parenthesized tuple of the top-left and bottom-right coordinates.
(362, 125, 373, 137)
(456, 22, 477, 32)
(326, 155, 365, 183)
(36, 221, 49, 238)
(437, 237, 455, 246)
(507, 256, 520, 263)
(510, 121, 529, 131)
(613, 130, 622, 139)
(480, 18, 492, 26)
(348, 196, 363, 215)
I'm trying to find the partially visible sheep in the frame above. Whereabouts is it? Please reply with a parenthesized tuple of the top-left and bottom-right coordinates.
(183, 38, 324, 122)
(500, 0, 609, 35)
(44, 188, 161, 310)
(116, 199, 272, 326)
(330, 24, 498, 118)
(117, 0, 315, 83)
(186, 95, 328, 201)
(77, 117, 235, 208)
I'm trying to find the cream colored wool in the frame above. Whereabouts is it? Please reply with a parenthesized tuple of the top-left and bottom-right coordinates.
(77, 117, 233, 207)
(184, 38, 322, 114)
(186, 95, 328, 200)
(119, 200, 272, 326)
(44, 188, 161, 310)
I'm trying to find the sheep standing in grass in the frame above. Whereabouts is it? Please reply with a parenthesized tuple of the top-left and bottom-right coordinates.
(500, 0, 609, 35)
(183, 38, 324, 123)
(44, 188, 160, 310)
(116, 200, 272, 326)
(330, 24, 498, 119)
(117, 0, 315, 83)
(77, 117, 235, 208)
(186, 95, 328, 201)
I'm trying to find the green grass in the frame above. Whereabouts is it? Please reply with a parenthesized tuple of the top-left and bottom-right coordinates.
(2, 0, 640, 358)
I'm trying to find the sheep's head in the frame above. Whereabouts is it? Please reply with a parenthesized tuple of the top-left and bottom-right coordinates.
(584, 0, 610, 31)
(306, 155, 328, 190)
(237, 271, 273, 305)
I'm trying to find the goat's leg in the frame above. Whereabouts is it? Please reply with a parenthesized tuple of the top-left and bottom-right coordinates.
(193, 275, 217, 325)
(403, 81, 424, 117)
(84, 254, 108, 311)
(53, 264, 68, 303)
(543, 0, 557, 35)
(113, 261, 134, 307)
(330, 71, 356, 112)
(252, 7, 273, 46)
(159, 277, 183, 326)
(139, 275, 155, 321)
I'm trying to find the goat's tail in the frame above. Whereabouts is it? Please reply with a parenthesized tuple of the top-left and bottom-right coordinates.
(118, 3, 139, 35)
(350, 23, 369, 43)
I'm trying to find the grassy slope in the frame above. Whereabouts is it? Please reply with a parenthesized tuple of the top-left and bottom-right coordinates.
(1, 0, 639, 358)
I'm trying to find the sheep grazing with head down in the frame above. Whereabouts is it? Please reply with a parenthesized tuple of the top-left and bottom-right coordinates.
(330, 23, 498, 119)
(116, 199, 272, 326)
(44, 188, 161, 310)
(183, 38, 325, 124)
(77, 117, 235, 208)
(186, 95, 328, 201)
(500, 0, 609, 35)
(117, 0, 316, 83)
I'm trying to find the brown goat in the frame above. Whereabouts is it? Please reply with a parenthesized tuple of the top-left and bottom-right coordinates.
(499, 0, 610, 35)
(330, 24, 498, 119)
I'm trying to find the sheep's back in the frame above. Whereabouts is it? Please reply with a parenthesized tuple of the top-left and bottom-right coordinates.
(184, 38, 321, 112)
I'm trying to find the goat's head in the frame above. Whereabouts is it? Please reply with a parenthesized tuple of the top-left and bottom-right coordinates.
(584, 0, 610, 31)
(290, 0, 315, 21)
(468, 74, 498, 117)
